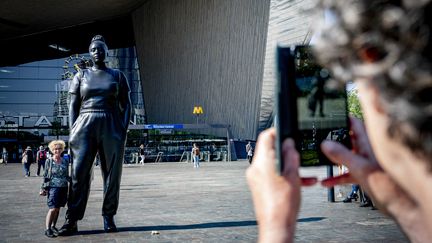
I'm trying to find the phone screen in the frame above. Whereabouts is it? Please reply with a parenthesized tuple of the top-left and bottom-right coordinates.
(276, 45, 351, 170)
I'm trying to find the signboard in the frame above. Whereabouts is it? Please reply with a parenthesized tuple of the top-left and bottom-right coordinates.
(159, 129, 173, 134)
(193, 106, 204, 115)
(0, 115, 69, 128)
(143, 124, 184, 129)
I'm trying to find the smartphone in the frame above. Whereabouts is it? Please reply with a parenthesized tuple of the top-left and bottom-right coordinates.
(276, 45, 351, 172)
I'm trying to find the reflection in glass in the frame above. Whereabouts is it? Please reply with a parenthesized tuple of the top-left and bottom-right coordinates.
(294, 47, 350, 166)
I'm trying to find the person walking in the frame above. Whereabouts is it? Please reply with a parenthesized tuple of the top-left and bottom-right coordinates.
(139, 144, 145, 165)
(1, 147, 8, 165)
(58, 35, 131, 236)
(192, 143, 200, 168)
(39, 140, 70, 238)
(36, 145, 47, 176)
(22, 146, 34, 177)
(246, 141, 253, 164)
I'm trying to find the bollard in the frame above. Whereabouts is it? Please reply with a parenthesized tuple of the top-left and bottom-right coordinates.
(327, 165, 335, 202)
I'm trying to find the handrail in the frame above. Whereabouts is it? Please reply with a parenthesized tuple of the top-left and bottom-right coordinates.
(155, 152, 164, 162)
(179, 151, 189, 162)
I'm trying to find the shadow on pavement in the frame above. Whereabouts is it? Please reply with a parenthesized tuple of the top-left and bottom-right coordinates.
(297, 217, 326, 223)
(76, 220, 258, 235)
(76, 218, 324, 235)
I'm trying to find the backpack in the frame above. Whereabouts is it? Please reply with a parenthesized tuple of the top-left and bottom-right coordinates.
(24, 150, 34, 163)
(39, 151, 47, 160)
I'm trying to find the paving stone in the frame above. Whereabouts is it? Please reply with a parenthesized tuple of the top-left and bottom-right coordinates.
(0, 161, 407, 242)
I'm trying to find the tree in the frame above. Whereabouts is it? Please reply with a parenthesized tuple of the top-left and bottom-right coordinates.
(347, 89, 363, 120)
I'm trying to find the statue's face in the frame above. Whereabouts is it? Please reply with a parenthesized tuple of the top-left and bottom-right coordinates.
(89, 41, 107, 63)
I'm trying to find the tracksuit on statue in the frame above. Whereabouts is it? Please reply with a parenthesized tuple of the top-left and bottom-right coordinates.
(66, 68, 131, 221)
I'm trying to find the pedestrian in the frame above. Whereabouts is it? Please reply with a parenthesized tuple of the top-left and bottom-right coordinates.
(36, 145, 47, 176)
(46, 147, 52, 160)
(246, 141, 254, 164)
(94, 153, 100, 167)
(39, 140, 70, 238)
(210, 143, 217, 161)
(139, 144, 145, 164)
(246, 1, 432, 242)
(307, 71, 326, 117)
(342, 184, 359, 203)
(22, 146, 34, 177)
(191, 143, 200, 168)
(1, 147, 7, 165)
(58, 35, 131, 236)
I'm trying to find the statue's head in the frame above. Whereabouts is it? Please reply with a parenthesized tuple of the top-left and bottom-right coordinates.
(89, 35, 109, 63)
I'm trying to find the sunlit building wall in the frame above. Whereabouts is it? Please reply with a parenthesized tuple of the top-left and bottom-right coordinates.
(258, 0, 316, 133)
(132, 0, 270, 140)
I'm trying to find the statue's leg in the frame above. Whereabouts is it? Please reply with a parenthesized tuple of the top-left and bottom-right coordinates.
(67, 113, 99, 221)
(98, 113, 126, 217)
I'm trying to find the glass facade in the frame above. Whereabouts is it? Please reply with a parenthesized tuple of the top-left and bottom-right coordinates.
(0, 47, 146, 162)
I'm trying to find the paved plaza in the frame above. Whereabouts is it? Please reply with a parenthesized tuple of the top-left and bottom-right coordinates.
(0, 161, 407, 242)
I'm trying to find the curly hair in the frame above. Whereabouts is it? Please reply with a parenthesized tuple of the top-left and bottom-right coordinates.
(48, 140, 66, 154)
(313, 0, 432, 165)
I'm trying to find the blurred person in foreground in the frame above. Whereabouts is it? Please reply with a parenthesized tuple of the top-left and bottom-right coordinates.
(246, 0, 432, 242)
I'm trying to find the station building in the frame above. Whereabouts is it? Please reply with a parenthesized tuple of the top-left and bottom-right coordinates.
(0, 0, 315, 161)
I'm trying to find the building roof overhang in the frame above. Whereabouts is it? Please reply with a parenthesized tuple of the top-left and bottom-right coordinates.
(0, 0, 148, 67)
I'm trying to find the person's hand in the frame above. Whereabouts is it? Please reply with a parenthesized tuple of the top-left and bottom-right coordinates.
(39, 190, 47, 196)
(321, 117, 430, 242)
(246, 128, 317, 243)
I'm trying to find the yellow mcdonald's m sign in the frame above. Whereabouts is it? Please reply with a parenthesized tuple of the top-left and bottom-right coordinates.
(193, 106, 204, 115)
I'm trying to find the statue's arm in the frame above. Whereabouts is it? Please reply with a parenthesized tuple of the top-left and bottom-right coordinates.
(119, 71, 132, 130)
(68, 72, 82, 128)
